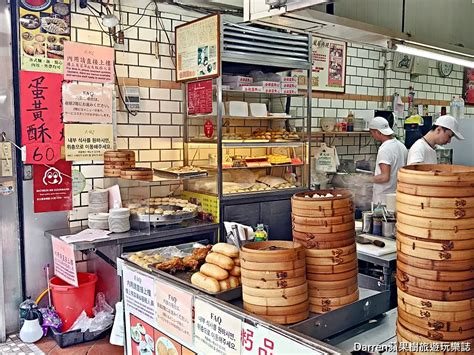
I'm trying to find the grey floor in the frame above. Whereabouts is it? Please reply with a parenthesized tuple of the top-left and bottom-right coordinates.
(0, 334, 44, 355)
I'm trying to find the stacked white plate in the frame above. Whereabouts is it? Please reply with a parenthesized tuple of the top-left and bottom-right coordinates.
(88, 213, 110, 230)
(88, 190, 109, 214)
(108, 208, 130, 233)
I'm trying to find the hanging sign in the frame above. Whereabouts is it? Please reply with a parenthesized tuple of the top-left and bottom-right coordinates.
(204, 120, 214, 138)
(63, 83, 113, 123)
(194, 298, 241, 355)
(155, 278, 194, 347)
(19, 0, 71, 73)
(51, 236, 77, 287)
(33, 159, 72, 213)
(187, 80, 213, 115)
(20, 70, 64, 164)
(64, 124, 113, 161)
(64, 42, 114, 83)
(176, 14, 220, 82)
(293, 37, 346, 93)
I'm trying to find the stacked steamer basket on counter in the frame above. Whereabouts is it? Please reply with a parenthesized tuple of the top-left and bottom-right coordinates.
(396, 165, 474, 353)
(291, 190, 359, 314)
(240, 241, 309, 324)
(104, 150, 135, 177)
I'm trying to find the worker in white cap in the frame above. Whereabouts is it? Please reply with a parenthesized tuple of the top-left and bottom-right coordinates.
(368, 116, 408, 204)
(407, 115, 464, 165)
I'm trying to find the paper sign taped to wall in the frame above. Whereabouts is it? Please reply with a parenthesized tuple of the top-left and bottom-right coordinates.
(52, 237, 78, 287)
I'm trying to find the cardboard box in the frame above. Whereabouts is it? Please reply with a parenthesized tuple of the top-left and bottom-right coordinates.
(240, 86, 264, 93)
(281, 88, 298, 95)
(222, 75, 253, 89)
(252, 81, 281, 88)
(281, 82, 298, 89)
(281, 77, 298, 83)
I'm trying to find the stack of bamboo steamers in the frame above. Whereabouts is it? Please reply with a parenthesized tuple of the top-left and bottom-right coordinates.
(291, 189, 359, 314)
(396, 165, 474, 352)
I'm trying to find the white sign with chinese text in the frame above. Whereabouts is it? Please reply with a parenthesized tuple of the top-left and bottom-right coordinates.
(241, 322, 327, 355)
(194, 298, 241, 355)
(155, 278, 194, 347)
(63, 83, 113, 123)
(51, 237, 78, 287)
(122, 265, 158, 328)
(64, 124, 114, 161)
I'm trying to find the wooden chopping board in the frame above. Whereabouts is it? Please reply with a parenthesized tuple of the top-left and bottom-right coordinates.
(356, 234, 397, 256)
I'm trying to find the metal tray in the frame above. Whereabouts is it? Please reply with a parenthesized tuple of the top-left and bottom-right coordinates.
(154, 168, 208, 178)
(149, 266, 242, 301)
(130, 205, 197, 226)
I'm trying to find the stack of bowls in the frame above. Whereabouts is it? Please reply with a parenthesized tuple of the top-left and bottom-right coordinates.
(108, 208, 131, 233)
(88, 213, 109, 230)
(88, 189, 109, 214)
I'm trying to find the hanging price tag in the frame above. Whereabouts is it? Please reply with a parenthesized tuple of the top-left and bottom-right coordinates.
(25, 143, 61, 165)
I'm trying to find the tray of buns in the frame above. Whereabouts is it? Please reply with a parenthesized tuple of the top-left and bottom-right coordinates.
(126, 242, 243, 301)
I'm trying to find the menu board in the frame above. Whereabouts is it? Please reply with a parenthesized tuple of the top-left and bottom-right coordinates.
(176, 14, 220, 82)
(63, 83, 113, 123)
(64, 124, 113, 161)
(293, 37, 346, 93)
(19, 0, 71, 73)
(187, 79, 213, 115)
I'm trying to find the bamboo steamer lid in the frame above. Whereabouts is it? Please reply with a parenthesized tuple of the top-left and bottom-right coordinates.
(292, 189, 353, 209)
(291, 206, 353, 217)
(397, 278, 474, 302)
(398, 314, 474, 341)
(243, 300, 309, 316)
(305, 252, 357, 266)
(397, 232, 474, 251)
(241, 258, 305, 271)
(397, 307, 474, 332)
(306, 268, 357, 282)
(398, 258, 474, 281)
(397, 191, 474, 209)
(104, 149, 135, 158)
(104, 168, 123, 177)
(307, 277, 358, 290)
(241, 275, 306, 289)
(397, 270, 474, 292)
(259, 310, 309, 325)
(398, 181, 474, 197)
(398, 250, 474, 272)
(240, 267, 306, 281)
(397, 201, 474, 219)
(293, 237, 355, 249)
(243, 291, 308, 307)
(397, 240, 474, 261)
(397, 289, 474, 312)
(292, 221, 354, 234)
(242, 283, 307, 298)
(305, 244, 356, 258)
(293, 230, 355, 242)
(240, 241, 305, 262)
(292, 214, 354, 226)
(397, 222, 474, 241)
(397, 298, 474, 322)
(306, 259, 357, 274)
(309, 289, 359, 306)
(309, 303, 344, 314)
(398, 164, 474, 187)
(397, 211, 474, 231)
(120, 168, 153, 181)
(308, 283, 358, 298)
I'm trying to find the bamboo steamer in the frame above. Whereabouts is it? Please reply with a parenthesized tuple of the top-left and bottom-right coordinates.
(397, 212, 474, 231)
(309, 290, 359, 306)
(291, 189, 353, 209)
(243, 291, 308, 307)
(398, 164, 474, 187)
(291, 206, 353, 217)
(397, 308, 474, 332)
(397, 201, 474, 219)
(397, 182, 474, 197)
(293, 237, 355, 249)
(306, 259, 358, 274)
(259, 310, 309, 324)
(397, 270, 474, 292)
(243, 300, 309, 316)
(397, 279, 474, 302)
(292, 214, 354, 226)
(305, 252, 357, 266)
(241, 258, 305, 271)
(240, 241, 305, 262)
(397, 298, 474, 322)
(241, 267, 306, 280)
(242, 283, 307, 298)
(292, 221, 354, 234)
(240, 276, 306, 289)
(309, 284, 358, 298)
(120, 167, 153, 181)
(305, 244, 356, 258)
(397, 240, 474, 261)
(396, 191, 474, 209)
(306, 269, 357, 281)
(397, 222, 474, 241)
(307, 277, 358, 290)
(397, 289, 474, 312)
(293, 230, 355, 242)
(309, 303, 344, 314)
(397, 232, 474, 251)
(398, 250, 474, 272)
(104, 150, 135, 177)
(398, 315, 474, 341)
(397, 259, 474, 281)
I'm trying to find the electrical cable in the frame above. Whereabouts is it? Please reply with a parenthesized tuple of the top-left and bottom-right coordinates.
(153, 0, 176, 68)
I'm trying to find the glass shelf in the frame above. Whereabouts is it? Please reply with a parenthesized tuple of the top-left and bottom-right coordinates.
(188, 140, 305, 148)
(223, 89, 305, 98)
(187, 114, 305, 120)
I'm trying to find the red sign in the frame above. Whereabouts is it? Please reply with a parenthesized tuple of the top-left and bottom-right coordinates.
(26, 143, 61, 165)
(204, 120, 214, 138)
(33, 160, 72, 213)
(187, 80, 213, 115)
(20, 71, 64, 164)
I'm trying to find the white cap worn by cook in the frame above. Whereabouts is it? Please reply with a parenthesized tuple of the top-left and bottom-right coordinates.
(435, 115, 464, 140)
(369, 116, 394, 136)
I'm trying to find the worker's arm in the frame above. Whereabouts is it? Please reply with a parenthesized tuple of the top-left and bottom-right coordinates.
(373, 163, 391, 184)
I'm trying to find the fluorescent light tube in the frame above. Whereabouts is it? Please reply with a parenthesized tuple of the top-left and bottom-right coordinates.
(394, 44, 474, 68)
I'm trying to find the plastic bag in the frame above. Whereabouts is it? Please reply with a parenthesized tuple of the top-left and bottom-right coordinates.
(69, 293, 114, 333)
(93, 293, 114, 316)
(70, 311, 91, 332)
